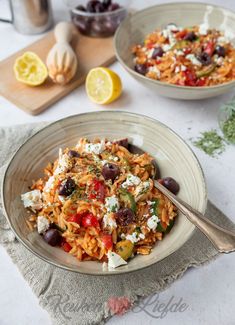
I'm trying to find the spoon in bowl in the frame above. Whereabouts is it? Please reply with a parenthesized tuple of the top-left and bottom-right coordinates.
(129, 143, 235, 253)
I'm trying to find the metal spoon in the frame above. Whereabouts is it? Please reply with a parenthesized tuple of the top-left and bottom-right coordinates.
(129, 143, 235, 253)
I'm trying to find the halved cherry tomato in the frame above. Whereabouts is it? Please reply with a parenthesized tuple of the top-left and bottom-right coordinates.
(204, 41, 214, 56)
(68, 214, 82, 224)
(61, 241, 72, 252)
(196, 78, 207, 86)
(175, 30, 187, 39)
(82, 213, 100, 228)
(146, 42, 155, 49)
(184, 69, 197, 86)
(88, 179, 106, 202)
(101, 234, 113, 250)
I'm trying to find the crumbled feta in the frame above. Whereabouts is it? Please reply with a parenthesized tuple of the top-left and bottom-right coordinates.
(43, 176, 55, 193)
(198, 23, 208, 35)
(21, 190, 43, 210)
(174, 49, 184, 56)
(135, 180, 150, 198)
(122, 174, 141, 188)
(54, 148, 72, 175)
(101, 160, 108, 166)
(126, 232, 145, 244)
(175, 66, 180, 73)
(147, 200, 154, 206)
(147, 215, 160, 231)
(103, 213, 117, 229)
(162, 44, 172, 52)
(148, 66, 161, 78)
(84, 140, 105, 155)
(215, 55, 223, 66)
(120, 233, 126, 239)
(162, 28, 176, 49)
(181, 65, 187, 71)
(37, 215, 50, 234)
(105, 196, 120, 213)
(102, 262, 108, 271)
(186, 54, 202, 66)
(107, 251, 127, 269)
(166, 23, 179, 32)
(147, 48, 155, 59)
(58, 195, 66, 203)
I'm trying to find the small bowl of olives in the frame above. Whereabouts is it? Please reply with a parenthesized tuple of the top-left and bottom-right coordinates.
(65, 0, 128, 37)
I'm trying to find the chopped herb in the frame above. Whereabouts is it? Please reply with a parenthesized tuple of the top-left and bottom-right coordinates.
(192, 130, 226, 157)
(221, 110, 235, 144)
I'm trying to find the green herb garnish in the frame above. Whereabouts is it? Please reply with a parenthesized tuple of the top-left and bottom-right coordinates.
(192, 130, 226, 157)
(222, 110, 235, 144)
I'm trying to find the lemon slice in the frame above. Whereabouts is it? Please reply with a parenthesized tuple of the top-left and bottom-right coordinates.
(86, 67, 122, 105)
(14, 51, 48, 86)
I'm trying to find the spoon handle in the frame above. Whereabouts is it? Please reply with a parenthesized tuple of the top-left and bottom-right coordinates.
(154, 181, 235, 253)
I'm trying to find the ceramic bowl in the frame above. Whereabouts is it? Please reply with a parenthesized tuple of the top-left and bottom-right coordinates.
(114, 2, 235, 100)
(2, 112, 207, 275)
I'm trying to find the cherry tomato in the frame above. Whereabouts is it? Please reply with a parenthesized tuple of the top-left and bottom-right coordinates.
(204, 41, 214, 56)
(88, 179, 106, 202)
(196, 78, 207, 86)
(68, 214, 82, 224)
(61, 241, 72, 252)
(176, 79, 186, 86)
(184, 69, 197, 86)
(175, 30, 187, 39)
(146, 42, 155, 49)
(101, 234, 113, 250)
(82, 213, 100, 228)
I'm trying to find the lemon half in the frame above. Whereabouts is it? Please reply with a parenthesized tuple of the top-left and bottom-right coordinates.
(85, 67, 122, 105)
(14, 51, 48, 86)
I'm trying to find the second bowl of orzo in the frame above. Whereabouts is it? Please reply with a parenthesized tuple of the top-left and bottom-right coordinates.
(2, 111, 207, 275)
(114, 2, 235, 100)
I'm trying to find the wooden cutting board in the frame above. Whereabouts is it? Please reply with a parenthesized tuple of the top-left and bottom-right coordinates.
(0, 30, 116, 115)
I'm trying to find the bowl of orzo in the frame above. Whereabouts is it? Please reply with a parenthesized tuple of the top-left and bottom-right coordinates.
(2, 112, 207, 274)
(114, 2, 235, 99)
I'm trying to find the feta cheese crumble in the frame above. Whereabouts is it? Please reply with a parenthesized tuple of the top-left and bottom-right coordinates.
(21, 190, 43, 211)
(135, 180, 150, 200)
(43, 176, 55, 193)
(147, 215, 160, 231)
(84, 140, 105, 155)
(107, 251, 127, 269)
(122, 174, 141, 188)
(54, 148, 72, 175)
(148, 66, 161, 78)
(198, 23, 208, 35)
(37, 215, 49, 234)
(126, 232, 145, 244)
(186, 54, 202, 66)
(103, 213, 117, 229)
(105, 196, 120, 213)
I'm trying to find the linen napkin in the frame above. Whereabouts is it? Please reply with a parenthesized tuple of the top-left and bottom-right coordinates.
(1, 123, 234, 325)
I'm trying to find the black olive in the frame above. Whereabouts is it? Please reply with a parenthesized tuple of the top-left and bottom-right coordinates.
(134, 64, 148, 75)
(103, 0, 112, 9)
(43, 229, 62, 246)
(95, 2, 105, 12)
(102, 163, 120, 181)
(87, 0, 100, 12)
(152, 47, 164, 59)
(76, 5, 86, 12)
(198, 52, 212, 66)
(160, 177, 180, 195)
(59, 178, 76, 196)
(116, 208, 135, 226)
(108, 3, 120, 11)
(68, 150, 80, 158)
(183, 31, 197, 41)
(115, 138, 129, 149)
(214, 45, 226, 57)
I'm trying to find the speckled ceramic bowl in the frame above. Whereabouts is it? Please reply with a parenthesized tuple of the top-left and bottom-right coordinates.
(2, 112, 207, 275)
(114, 2, 235, 100)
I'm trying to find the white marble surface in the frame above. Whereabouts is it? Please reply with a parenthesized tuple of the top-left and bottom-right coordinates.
(0, 0, 235, 324)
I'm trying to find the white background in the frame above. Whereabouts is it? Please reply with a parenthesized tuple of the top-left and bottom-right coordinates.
(0, 0, 235, 324)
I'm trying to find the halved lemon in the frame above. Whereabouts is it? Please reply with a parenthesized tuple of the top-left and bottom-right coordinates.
(14, 51, 48, 86)
(85, 67, 122, 105)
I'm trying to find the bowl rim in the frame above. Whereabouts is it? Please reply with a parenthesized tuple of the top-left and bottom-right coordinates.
(1, 111, 207, 275)
(114, 1, 235, 91)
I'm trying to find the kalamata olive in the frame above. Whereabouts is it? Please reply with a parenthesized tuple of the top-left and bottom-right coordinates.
(152, 46, 164, 59)
(134, 64, 148, 75)
(59, 178, 76, 196)
(115, 138, 129, 149)
(76, 5, 86, 11)
(87, 0, 100, 12)
(198, 52, 212, 66)
(160, 177, 180, 195)
(103, 0, 112, 8)
(116, 208, 135, 226)
(214, 45, 226, 57)
(102, 163, 120, 181)
(68, 150, 80, 158)
(95, 2, 105, 12)
(108, 3, 120, 11)
(183, 31, 197, 41)
(43, 229, 62, 246)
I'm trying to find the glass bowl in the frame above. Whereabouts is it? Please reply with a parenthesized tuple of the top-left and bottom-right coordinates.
(65, 0, 128, 37)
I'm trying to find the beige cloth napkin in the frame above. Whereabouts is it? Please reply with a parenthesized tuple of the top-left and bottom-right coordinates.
(1, 123, 234, 325)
